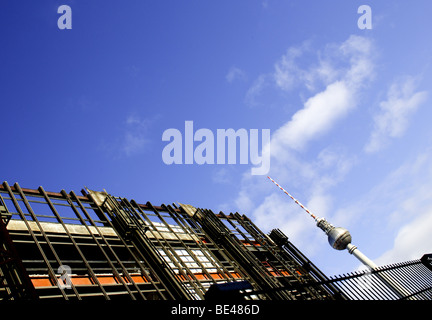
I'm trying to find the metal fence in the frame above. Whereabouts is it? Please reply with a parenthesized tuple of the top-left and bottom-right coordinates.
(244, 232, 432, 301)
(325, 259, 432, 300)
(239, 258, 432, 301)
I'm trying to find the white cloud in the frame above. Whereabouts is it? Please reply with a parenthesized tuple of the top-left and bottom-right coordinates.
(370, 150, 432, 265)
(244, 74, 271, 107)
(272, 81, 353, 151)
(253, 194, 311, 239)
(235, 189, 255, 213)
(273, 43, 308, 91)
(273, 35, 373, 93)
(314, 147, 358, 191)
(99, 114, 153, 158)
(212, 167, 232, 184)
(251, 192, 330, 256)
(226, 66, 247, 83)
(238, 34, 374, 184)
(365, 76, 428, 153)
(122, 115, 151, 156)
(270, 35, 374, 152)
(244, 35, 373, 109)
(375, 209, 432, 265)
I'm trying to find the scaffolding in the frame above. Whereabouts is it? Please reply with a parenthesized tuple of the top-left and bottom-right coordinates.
(0, 182, 339, 301)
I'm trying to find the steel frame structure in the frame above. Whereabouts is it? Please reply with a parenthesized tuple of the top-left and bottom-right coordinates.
(0, 181, 339, 301)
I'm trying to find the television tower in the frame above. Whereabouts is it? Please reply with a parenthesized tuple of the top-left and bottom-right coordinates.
(267, 176, 377, 268)
(267, 176, 411, 298)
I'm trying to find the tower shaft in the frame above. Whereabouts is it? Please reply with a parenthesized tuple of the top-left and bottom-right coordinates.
(346, 243, 378, 269)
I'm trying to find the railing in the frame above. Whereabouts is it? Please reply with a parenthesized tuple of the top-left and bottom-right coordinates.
(239, 256, 432, 300)
(327, 258, 432, 300)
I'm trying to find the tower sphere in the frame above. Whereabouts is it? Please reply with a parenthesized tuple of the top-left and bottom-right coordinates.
(328, 227, 352, 250)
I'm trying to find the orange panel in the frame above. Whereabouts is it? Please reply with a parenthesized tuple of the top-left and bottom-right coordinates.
(71, 277, 92, 286)
(96, 276, 119, 284)
(191, 273, 207, 280)
(129, 275, 149, 284)
(31, 278, 52, 287)
(30, 271, 244, 288)
(210, 273, 223, 280)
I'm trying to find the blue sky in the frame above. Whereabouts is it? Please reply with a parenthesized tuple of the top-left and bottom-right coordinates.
(1, 1, 431, 276)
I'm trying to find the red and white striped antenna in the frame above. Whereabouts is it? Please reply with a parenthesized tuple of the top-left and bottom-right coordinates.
(267, 176, 318, 221)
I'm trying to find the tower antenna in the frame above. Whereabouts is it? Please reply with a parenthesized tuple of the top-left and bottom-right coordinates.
(267, 176, 411, 298)
(267, 176, 374, 265)
(267, 176, 318, 221)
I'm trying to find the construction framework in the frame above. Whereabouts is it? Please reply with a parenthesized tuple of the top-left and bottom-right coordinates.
(0, 182, 340, 301)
